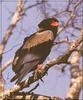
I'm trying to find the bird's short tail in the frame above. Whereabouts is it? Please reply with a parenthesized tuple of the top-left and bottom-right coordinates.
(11, 73, 25, 84)
(11, 75, 18, 83)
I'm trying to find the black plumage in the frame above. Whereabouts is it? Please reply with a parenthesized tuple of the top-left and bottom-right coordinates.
(11, 17, 59, 84)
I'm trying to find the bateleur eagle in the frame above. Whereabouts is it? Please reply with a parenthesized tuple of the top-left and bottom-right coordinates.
(11, 17, 59, 84)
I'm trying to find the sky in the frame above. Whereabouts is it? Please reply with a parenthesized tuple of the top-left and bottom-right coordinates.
(0, 0, 82, 99)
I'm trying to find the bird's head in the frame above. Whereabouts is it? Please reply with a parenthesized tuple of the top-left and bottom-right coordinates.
(38, 17, 59, 34)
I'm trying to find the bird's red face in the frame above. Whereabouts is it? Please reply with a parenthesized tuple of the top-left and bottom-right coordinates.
(51, 21, 59, 27)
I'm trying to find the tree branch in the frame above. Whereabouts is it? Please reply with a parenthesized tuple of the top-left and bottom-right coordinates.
(0, 58, 13, 73)
(66, 51, 83, 99)
(0, 0, 25, 58)
(4, 92, 62, 100)
(66, 29, 83, 99)
(0, 0, 25, 99)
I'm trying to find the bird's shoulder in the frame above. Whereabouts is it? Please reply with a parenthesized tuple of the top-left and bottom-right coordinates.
(22, 30, 54, 50)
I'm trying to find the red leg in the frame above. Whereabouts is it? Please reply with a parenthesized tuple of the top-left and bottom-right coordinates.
(36, 64, 43, 71)
(34, 64, 44, 82)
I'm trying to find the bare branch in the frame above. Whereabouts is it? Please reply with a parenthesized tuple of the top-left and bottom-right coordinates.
(66, 51, 83, 99)
(0, 0, 25, 57)
(0, 0, 25, 98)
(57, 0, 82, 34)
(25, 1, 47, 11)
(65, 29, 83, 99)
(4, 92, 62, 100)
(0, 58, 13, 73)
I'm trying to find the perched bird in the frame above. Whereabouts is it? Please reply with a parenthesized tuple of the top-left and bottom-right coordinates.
(11, 17, 59, 84)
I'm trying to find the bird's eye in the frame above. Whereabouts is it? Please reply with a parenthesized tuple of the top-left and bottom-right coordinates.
(51, 21, 59, 27)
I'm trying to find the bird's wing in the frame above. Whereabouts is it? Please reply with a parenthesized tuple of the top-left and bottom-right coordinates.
(12, 30, 54, 73)
(22, 30, 54, 50)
